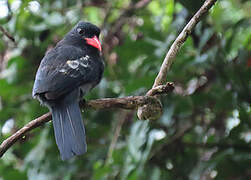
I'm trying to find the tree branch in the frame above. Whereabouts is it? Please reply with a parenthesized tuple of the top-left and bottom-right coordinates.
(138, 0, 218, 119)
(83, 95, 163, 110)
(0, 83, 173, 158)
(0, 112, 51, 158)
(152, 0, 217, 87)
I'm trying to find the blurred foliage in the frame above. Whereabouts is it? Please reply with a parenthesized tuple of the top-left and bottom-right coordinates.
(0, 0, 251, 179)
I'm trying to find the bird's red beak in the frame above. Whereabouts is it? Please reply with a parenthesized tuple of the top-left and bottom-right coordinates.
(85, 36, 102, 52)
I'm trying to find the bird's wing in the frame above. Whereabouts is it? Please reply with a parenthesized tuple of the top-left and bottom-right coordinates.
(32, 46, 103, 99)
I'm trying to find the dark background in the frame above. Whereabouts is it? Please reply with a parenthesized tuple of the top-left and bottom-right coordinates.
(0, 0, 250, 179)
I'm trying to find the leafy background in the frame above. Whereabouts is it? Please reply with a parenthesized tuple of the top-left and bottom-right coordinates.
(0, 0, 250, 179)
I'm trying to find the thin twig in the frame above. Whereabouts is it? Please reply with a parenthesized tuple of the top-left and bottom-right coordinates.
(152, 0, 217, 87)
(106, 110, 134, 164)
(0, 26, 15, 43)
(106, 116, 125, 163)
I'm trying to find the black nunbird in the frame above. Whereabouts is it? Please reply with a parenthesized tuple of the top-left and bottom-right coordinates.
(32, 21, 104, 160)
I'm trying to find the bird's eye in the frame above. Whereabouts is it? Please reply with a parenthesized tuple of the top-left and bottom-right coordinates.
(77, 28, 84, 34)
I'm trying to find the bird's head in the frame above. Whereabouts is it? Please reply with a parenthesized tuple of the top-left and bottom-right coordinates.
(64, 21, 102, 52)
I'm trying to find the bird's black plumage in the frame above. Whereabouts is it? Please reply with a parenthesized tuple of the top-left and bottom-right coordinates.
(32, 21, 104, 160)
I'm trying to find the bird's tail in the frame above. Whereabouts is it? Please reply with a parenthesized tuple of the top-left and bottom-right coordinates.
(50, 90, 86, 160)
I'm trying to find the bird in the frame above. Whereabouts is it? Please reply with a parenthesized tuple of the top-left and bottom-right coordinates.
(32, 21, 104, 160)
